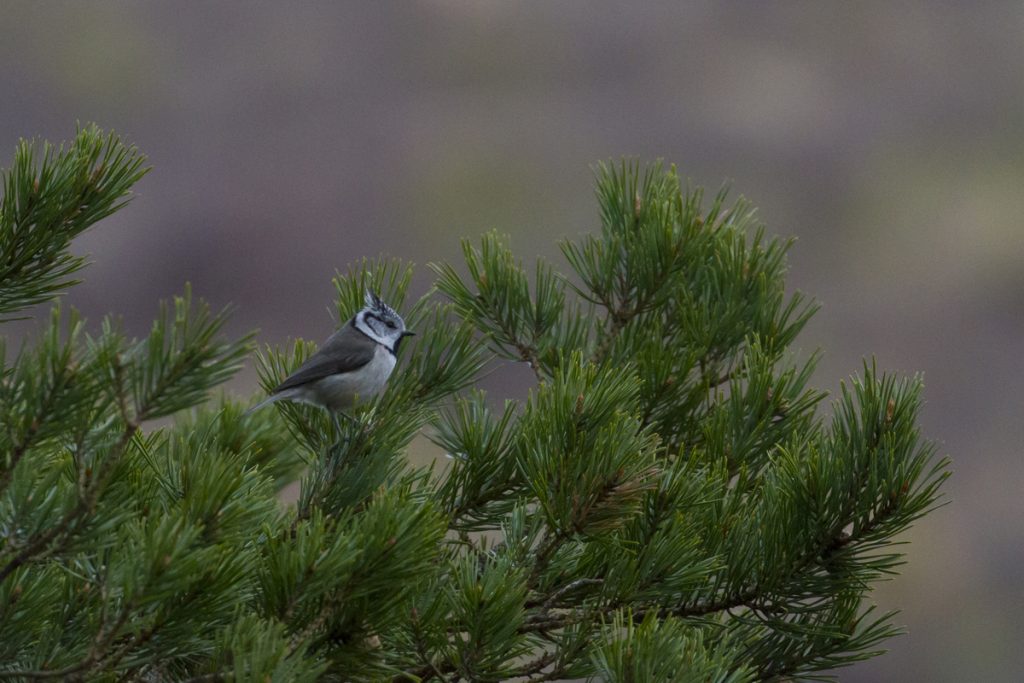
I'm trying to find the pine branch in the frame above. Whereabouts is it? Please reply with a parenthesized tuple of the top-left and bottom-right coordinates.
(516, 586, 760, 636)
(509, 650, 559, 679)
(0, 125, 148, 318)
(0, 148, 948, 681)
(0, 419, 137, 584)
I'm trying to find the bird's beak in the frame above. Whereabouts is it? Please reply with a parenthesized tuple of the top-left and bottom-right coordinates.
(401, 330, 416, 338)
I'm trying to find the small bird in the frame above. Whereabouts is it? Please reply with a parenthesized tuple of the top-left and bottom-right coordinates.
(247, 291, 414, 427)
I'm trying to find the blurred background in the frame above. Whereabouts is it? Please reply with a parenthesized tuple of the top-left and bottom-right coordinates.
(1, 2, 1020, 680)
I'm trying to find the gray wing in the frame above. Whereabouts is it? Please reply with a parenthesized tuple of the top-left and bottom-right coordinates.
(272, 323, 377, 393)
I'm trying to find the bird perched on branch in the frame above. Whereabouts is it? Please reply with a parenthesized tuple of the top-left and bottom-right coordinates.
(247, 291, 414, 428)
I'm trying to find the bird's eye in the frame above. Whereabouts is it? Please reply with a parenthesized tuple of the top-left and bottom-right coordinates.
(386, 321, 396, 329)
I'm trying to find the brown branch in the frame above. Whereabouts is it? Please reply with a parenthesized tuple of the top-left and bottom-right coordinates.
(394, 661, 457, 683)
(528, 530, 569, 585)
(288, 605, 333, 656)
(539, 578, 603, 611)
(509, 650, 559, 678)
(514, 341, 543, 381)
(521, 636, 591, 682)
(0, 661, 95, 680)
(396, 513, 882, 683)
(591, 277, 660, 365)
(101, 581, 210, 680)
(0, 420, 137, 584)
(471, 291, 544, 381)
(0, 429, 36, 497)
(0, 585, 136, 680)
(0, 360, 75, 497)
(517, 585, 760, 635)
(406, 607, 451, 683)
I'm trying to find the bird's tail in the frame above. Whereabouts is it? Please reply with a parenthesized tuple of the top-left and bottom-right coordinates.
(243, 394, 282, 417)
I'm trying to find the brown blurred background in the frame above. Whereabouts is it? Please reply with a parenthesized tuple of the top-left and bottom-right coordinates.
(2, 2, 1021, 680)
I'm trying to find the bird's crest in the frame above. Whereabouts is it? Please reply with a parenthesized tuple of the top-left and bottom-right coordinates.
(364, 290, 398, 318)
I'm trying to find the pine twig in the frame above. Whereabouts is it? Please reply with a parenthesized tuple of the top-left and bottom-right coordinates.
(0, 419, 138, 584)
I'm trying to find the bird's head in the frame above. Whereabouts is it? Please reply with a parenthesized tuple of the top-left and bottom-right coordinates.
(354, 291, 414, 351)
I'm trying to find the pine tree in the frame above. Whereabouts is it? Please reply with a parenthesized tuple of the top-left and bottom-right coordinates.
(0, 128, 948, 682)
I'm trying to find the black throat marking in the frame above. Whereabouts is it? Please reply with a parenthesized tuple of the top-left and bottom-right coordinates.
(352, 314, 397, 356)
